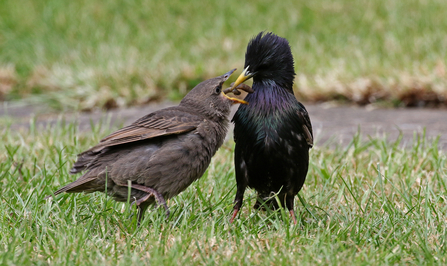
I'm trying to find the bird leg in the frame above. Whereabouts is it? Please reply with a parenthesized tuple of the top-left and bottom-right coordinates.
(289, 210, 297, 225)
(230, 185, 246, 223)
(230, 209, 239, 223)
(130, 193, 153, 207)
(122, 182, 170, 219)
(286, 195, 297, 225)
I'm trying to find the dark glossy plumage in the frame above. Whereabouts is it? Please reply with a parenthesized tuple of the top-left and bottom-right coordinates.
(230, 32, 313, 224)
(48, 70, 246, 224)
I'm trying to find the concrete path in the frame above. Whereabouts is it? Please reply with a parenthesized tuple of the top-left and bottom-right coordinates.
(1, 102, 446, 149)
(307, 103, 446, 149)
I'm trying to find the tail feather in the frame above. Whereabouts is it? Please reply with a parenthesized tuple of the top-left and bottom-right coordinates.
(46, 145, 113, 199)
(45, 175, 97, 199)
(70, 151, 98, 174)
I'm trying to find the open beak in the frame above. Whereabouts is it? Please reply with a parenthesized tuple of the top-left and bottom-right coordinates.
(221, 68, 248, 104)
(222, 68, 237, 81)
(221, 92, 248, 104)
(229, 66, 254, 91)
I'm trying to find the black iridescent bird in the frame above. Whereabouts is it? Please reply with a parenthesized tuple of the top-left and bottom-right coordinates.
(228, 32, 313, 224)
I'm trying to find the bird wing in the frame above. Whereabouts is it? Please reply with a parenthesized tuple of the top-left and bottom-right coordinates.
(94, 112, 200, 152)
(71, 107, 202, 174)
(50, 107, 202, 197)
(297, 106, 313, 148)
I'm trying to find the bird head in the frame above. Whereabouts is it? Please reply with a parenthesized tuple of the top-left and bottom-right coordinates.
(180, 69, 248, 120)
(230, 32, 296, 92)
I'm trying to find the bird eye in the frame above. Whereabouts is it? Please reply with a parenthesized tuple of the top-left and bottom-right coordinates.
(215, 86, 221, 94)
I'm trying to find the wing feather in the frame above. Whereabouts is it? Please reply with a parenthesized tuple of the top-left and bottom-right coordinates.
(297, 107, 313, 148)
(72, 107, 202, 173)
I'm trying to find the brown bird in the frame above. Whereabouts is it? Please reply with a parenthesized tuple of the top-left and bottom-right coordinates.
(47, 69, 251, 224)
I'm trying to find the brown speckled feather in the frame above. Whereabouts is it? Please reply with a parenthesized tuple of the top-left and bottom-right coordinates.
(88, 108, 202, 153)
(52, 107, 202, 196)
(69, 107, 201, 175)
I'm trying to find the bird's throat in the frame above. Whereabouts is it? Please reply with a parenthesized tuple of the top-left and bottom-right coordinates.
(244, 82, 295, 112)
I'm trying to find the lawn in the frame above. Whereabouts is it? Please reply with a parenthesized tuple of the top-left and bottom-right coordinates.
(1, 0, 447, 264)
(1, 118, 446, 265)
(1, 0, 447, 110)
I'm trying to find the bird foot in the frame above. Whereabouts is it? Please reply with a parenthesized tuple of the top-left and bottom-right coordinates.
(131, 193, 152, 207)
(230, 209, 239, 223)
(124, 183, 170, 219)
(289, 210, 297, 225)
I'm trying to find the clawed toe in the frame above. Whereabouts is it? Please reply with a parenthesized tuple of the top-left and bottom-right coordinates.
(131, 193, 153, 207)
(122, 182, 170, 221)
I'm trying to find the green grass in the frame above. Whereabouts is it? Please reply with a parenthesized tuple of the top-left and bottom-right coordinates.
(1, 0, 447, 109)
(1, 118, 446, 265)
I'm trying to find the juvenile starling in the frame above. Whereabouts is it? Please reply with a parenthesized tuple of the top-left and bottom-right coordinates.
(228, 32, 313, 224)
(48, 69, 250, 224)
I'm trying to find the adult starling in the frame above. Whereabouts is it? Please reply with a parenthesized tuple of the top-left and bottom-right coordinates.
(48, 69, 250, 224)
(228, 32, 313, 224)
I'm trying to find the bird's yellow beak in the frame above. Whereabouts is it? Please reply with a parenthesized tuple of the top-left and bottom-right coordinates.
(230, 66, 253, 91)
(221, 92, 248, 105)
(219, 68, 248, 104)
